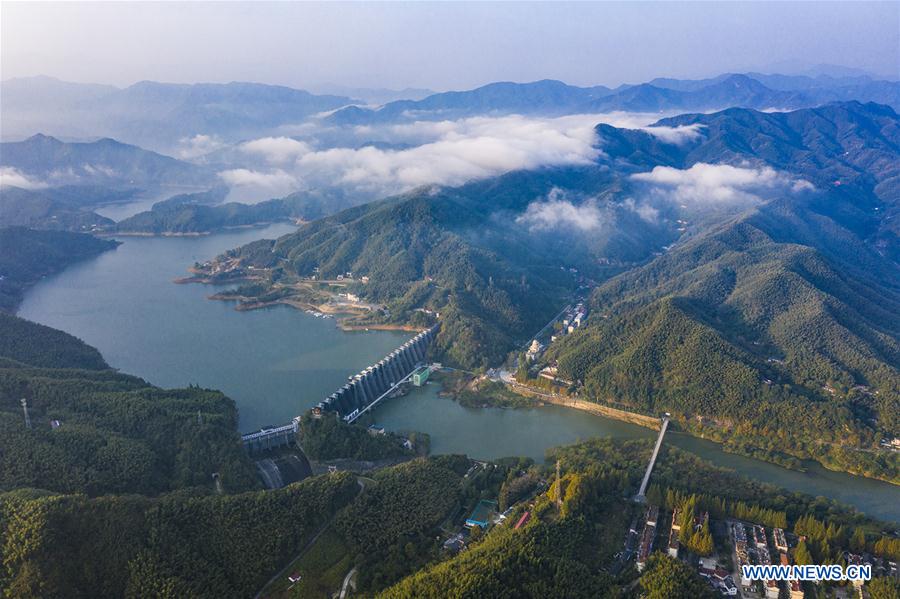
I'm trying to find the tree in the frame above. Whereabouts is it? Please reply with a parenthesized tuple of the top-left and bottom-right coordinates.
(850, 528, 867, 553)
(640, 554, 715, 599)
(868, 577, 900, 599)
(794, 540, 814, 566)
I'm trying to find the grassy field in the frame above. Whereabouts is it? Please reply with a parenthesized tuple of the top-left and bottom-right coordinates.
(263, 528, 353, 598)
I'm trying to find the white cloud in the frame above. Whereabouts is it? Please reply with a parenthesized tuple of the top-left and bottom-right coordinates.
(0, 167, 47, 189)
(275, 113, 625, 195)
(177, 134, 227, 160)
(641, 124, 706, 145)
(217, 168, 299, 200)
(622, 197, 660, 223)
(82, 163, 117, 178)
(631, 163, 813, 205)
(240, 137, 311, 164)
(222, 111, 690, 199)
(516, 188, 605, 232)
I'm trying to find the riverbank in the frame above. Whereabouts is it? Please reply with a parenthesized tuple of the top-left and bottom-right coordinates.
(509, 380, 898, 486)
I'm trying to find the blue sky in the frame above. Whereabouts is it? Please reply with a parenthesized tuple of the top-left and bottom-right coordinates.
(2, 1, 897, 90)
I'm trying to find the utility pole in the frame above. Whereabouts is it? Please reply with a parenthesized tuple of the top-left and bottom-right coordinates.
(555, 459, 562, 510)
(20, 398, 31, 430)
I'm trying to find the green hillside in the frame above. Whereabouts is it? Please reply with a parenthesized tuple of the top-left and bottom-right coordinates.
(0, 311, 259, 496)
(0, 472, 358, 598)
(549, 212, 899, 479)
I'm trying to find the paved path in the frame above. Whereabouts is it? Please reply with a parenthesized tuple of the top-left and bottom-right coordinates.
(339, 568, 357, 599)
(254, 479, 367, 598)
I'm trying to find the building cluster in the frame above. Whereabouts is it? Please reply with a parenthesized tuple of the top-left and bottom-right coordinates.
(525, 339, 544, 362)
(636, 505, 659, 572)
(668, 506, 681, 558)
(548, 304, 588, 344)
(697, 556, 737, 596)
(880, 436, 900, 452)
(750, 525, 780, 599)
(733, 522, 753, 591)
(733, 522, 803, 599)
(537, 364, 573, 386)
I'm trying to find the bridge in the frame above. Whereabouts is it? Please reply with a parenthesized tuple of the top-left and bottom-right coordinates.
(241, 419, 300, 454)
(241, 324, 439, 453)
(634, 415, 669, 502)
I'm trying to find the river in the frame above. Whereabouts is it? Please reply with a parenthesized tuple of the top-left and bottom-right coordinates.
(17, 226, 899, 522)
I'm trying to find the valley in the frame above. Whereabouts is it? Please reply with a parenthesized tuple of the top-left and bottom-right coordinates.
(12, 226, 900, 521)
(2, 16, 900, 593)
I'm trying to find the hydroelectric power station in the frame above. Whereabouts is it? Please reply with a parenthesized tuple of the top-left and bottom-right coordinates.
(241, 324, 439, 453)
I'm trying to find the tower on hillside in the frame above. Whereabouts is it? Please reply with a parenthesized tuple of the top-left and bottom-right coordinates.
(556, 459, 562, 510)
(20, 398, 31, 430)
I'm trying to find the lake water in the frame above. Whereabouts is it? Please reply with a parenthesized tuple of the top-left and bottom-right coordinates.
(18, 226, 899, 522)
(18, 224, 411, 431)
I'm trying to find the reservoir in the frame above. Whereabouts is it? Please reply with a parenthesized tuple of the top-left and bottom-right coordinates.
(18, 223, 410, 432)
(18, 227, 899, 522)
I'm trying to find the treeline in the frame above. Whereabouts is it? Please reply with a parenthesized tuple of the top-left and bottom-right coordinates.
(298, 413, 414, 461)
(0, 472, 359, 598)
(794, 514, 900, 563)
(547, 439, 892, 534)
(0, 313, 258, 496)
(646, 485, 788, 530)
(0, 311, 107, 370)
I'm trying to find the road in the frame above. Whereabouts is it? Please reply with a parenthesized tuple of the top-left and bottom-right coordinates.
(520, 302, 572, 349)
(254, 478, 368, 599)
(339, 567, 357, 599)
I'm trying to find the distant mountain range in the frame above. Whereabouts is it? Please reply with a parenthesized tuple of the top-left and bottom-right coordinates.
(327, 73, 900, 125)
(0, 77, 357, 151)
(3, 71, 897, 152)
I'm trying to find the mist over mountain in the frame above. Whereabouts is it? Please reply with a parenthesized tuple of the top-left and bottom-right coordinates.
(205, 101, 897, 482)
(0, 77, 355, 151)
(0, 134, 212, 189)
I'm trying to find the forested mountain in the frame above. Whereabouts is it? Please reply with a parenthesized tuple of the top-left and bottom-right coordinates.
(326, 79, 613, 124)
(544, 102, 900, 480)
(113, 187, 357, 234)
(222, 102, 899, 375)
(5, 435, 888, 599)
(0, 312, 259, 496)
(223, 165, 674, 367)
(0, 473, 358, 597)
(327, 73, 900, 125)
(0, 227, 119, 311)
(0, 186, 114, 232)
(214, 102, 900, 480)
(0, 134, 212, 188)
